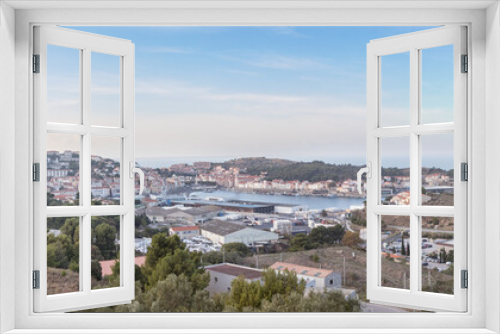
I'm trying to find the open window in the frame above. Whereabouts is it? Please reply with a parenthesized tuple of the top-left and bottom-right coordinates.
(33, 26, 139, 312)
(364, 26, 467, 312)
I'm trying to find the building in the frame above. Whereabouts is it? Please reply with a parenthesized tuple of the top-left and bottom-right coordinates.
(270, 262, 341, 290)
(166, 206, 221, 224)
(273, 203, 307, 214)
(135, 237, 152, 254)
(271, 219, 293, 235)
(169, 226, 200, 239)
(204, 263, 263, 294)
(201, 220, 279, 246)
(146, 206, 178, 223)
(171, 199, 274, 214)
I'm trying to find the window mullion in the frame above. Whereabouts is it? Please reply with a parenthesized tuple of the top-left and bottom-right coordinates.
(81, 48, 92, 294)
(409, 47, 420, 294)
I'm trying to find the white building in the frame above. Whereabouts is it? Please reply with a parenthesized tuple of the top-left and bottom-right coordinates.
(204, 263, 263, 294)
(169, 226, 200, 239)
(270, 262, 342, 291)
(274, 203, 307, 214)
(201, 220, 279, 246)
(134, 237, 152, 254)
(271, 219, 293, 235)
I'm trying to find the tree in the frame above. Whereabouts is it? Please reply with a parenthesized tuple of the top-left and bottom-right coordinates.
(320, 210, 328, 218)
(290, 234, 313, 251)
(91, 260, 102, 281)
(401, 237, 406, 256)
(324, 224, 346, 244)
(406, 242, 410, 256)
(92, 223, 117, 260)
(222, 243, 252, 257)
(342, 231, 362, 249)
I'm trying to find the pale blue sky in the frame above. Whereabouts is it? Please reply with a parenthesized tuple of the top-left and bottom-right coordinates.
(47, 26, 454, 169)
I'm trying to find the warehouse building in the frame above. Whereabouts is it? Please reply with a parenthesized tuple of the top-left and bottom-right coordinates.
(200, 220, 279, 246)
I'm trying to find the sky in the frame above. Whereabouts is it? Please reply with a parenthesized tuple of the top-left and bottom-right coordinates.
(46, 26, 455, 169)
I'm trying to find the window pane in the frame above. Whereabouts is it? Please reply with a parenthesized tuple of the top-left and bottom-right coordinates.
(381, 136, 410, 205)
(47, 217, 80, 295)
(380, 52, 410, 127)
(91, 136, 121, 205)
(421, 133, 454, 206)
(421, 217, 454, 295)
(91, 52, 121, 127)
(381, 215, 410, 290)
(47, 133, 80, 206)
(421, 45, 454, 124)
(91, 216, 121, 290)
(47, 45, 81, 125)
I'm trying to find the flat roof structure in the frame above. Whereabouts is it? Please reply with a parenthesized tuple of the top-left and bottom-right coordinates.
(201, 220, 246, 236)
(205, 263, 262, 279)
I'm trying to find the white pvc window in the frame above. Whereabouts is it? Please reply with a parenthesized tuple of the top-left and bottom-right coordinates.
(365, 26, 467, 312)
(33, 26, 137, 312)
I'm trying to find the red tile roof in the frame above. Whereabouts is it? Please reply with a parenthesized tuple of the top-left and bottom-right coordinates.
(270, 262, 333, 279)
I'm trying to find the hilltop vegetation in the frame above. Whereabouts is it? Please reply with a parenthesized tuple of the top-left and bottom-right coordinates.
(218, 157, 451, 183)
(219, 157, 363, 182)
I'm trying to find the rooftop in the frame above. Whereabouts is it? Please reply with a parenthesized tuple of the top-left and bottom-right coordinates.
(201, 220, 246, 236)
(270, 262, 334, 279)
(205, 263, 262, 280)
(170, 226, 200, 232)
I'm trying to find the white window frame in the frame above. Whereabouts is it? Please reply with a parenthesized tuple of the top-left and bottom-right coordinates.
(1, 1, 499, 333)
(33, 25, 136, 312)
(365, 26, 468, 312)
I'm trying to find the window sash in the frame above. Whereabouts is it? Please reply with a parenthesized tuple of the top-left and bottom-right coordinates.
(32, 25, 136, 313)
(5, 5, 491, 332)
(366, 26, 468, 312)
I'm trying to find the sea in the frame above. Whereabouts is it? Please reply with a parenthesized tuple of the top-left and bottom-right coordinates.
(168, 190, 365, 211)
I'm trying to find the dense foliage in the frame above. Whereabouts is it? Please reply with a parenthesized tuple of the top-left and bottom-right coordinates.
(81, 234, 360, 313)
(290, 225, 346, 251)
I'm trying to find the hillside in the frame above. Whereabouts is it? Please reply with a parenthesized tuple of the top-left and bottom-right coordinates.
(217, 157, 451, 183)
(218, 157, 363, 183)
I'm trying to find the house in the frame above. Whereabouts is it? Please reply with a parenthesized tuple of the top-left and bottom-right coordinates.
(201, 220, 279, 246)
(204, 263, 263, 294)
(270, 262, 341, 291)
(169, 226, 200, 239)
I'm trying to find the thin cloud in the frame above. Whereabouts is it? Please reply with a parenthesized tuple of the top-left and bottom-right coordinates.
(223, 69, 260, 76)
(222, 53, 332, 71)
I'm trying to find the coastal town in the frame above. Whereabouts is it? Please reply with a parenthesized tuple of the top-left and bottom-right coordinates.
(46, 150, 456, 311)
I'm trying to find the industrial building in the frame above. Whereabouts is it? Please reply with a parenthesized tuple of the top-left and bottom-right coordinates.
(200, 220, 279, 246)
(170, 199, 305, 214)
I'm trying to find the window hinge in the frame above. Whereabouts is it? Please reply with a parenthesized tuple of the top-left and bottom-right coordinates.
(33, 163, 40, 182)
(461, 270, 468, 289)
(33, 270, 40, 289)
(33, 54, 40, 73)
(461, 162, 468, 181)
(461, 54, 468, 73)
